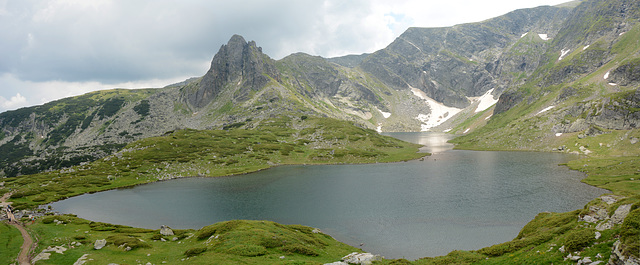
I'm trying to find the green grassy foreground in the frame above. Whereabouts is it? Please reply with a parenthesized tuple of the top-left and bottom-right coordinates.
(19, 216, 359, 265)
(0, 222, 23, 264)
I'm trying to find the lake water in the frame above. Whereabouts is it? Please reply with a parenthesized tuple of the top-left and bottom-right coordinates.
(51, 133, 606, 259)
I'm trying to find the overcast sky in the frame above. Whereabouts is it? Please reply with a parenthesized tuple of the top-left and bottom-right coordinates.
(0, 0, 572, 113)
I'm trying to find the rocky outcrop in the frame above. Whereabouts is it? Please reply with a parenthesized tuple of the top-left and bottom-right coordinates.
(188, 35, 280, 108)
(552, 88, 640, 134)
(610, 58, 640, 87)
(494, 91, 524, 115)
(609, 240, 640, 265)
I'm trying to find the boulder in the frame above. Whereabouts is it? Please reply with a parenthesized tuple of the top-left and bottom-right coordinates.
(94, 239, 107, 250)
(342, 252, 382, 265)
(160, 225, 174, 236)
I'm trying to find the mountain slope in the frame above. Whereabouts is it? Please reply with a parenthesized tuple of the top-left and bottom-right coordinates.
(452, 0, 640, 151)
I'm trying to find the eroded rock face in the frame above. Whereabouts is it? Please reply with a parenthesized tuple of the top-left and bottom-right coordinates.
(610, 59, 640, 87)
(189, 35, 280, 108)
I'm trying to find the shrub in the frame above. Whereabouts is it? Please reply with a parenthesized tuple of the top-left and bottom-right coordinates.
(106, 235, 151, 250)
(184, 247, 207, 257)
(42, 216, 56, 224)
(281, 244, 318, 256)
(260, 237, 285, 248)
(225, 244, 266, 257)
(621, 207, 639, 258)
(197, 220, 243, 240)
(89, 221, 117, 231)
(564, 228, 596, 252)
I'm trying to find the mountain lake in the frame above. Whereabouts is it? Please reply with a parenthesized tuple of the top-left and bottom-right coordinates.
(51, 132, 607, 259)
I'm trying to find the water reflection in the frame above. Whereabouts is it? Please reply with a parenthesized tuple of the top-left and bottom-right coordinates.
(381, 132, 455, 153)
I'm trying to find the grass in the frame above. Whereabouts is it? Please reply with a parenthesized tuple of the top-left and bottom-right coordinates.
(0, 223, 22, 264)
(22, 215, 358, 265)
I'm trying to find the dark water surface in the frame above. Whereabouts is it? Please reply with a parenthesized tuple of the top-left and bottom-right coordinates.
(51, 133, 606, 259)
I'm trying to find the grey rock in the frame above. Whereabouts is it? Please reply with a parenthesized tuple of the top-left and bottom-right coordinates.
(342, 252, 382, 265)
(94, 239, 107, 250)
(160, 225, 174, 236)
(596, 220, 612, 231)
(611, 204, 632, 224)
(578, 256, 592, 265)
(600, 195, 623, 205)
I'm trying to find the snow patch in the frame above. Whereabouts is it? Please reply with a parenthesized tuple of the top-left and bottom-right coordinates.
(604, 71, 610, 79)
(521, 32, 529, 38)
(470, 88, 498, 113)
(583, 45, 590, 50)
(619, 32, 626, 36)
(376, 124, 382, 133)
(536, 106, 555, 115)
(608, 83, 617, 86)
(443, 128, 452, 133)
(378, 109, 391, 119)
(558, 49, 570, 61)
(463, 128, 470, 134)
(485, 114, 492, 120)
(538, 34, 550, 40)
(411, 86, 462, 131)
(556, 133, 563, 137)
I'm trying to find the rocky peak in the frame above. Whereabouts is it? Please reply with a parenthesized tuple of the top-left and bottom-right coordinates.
(187, 35, 278, 108)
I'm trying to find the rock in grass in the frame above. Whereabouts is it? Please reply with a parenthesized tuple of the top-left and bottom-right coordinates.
(160, 225, 174, 236)
(94, 239, 107, 250)
(342, 252, 382, 265)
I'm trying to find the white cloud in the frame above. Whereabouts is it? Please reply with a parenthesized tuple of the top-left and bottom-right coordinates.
(0, 93, 28, 111)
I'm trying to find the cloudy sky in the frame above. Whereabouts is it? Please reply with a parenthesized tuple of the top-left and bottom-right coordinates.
(0, 0, 572, 113)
